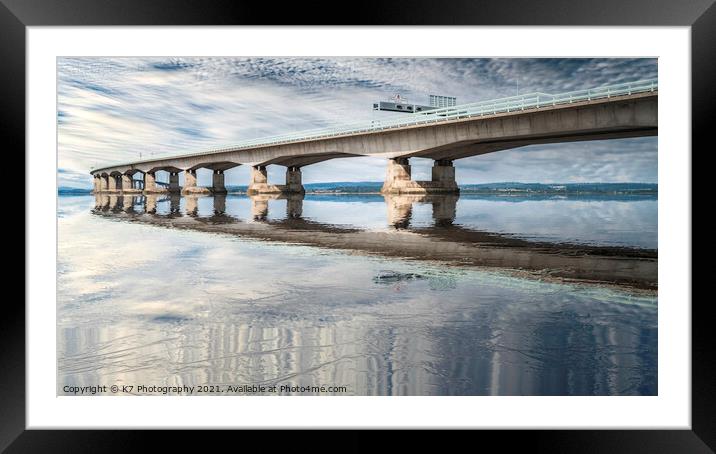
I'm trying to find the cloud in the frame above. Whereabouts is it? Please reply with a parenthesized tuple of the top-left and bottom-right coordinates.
(57, 57, 657, 188)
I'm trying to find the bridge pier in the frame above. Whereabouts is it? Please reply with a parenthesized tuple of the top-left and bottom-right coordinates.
(92, 175, 100, 193)
(121, 174, 141, 193)
(144, 172, 164, 193)
(247, 166, 270, 195)
(212, 170, 227, 194)
(169, 172, 180, 193)
(182, 169, 210, 195)
(431, 160, 458, 192)
(247, 165, 305, 195)
(107, 174, 120, 193)
(285, 167, 305, 194)
(381, 158, 459, 195)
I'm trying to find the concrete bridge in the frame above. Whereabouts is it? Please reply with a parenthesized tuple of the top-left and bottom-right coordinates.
(90, 79, 657, 195)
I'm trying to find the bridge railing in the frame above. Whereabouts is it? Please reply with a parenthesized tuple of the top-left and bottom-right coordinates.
(94, 78, 657, 170)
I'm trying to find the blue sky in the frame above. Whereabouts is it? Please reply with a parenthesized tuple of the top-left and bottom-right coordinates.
(57, 57, 657, 188)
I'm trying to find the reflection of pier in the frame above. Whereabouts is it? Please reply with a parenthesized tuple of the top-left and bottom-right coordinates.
(385, 194, 457, 228)
(249, 193, 304, 221)
(92, 193, 657, 289)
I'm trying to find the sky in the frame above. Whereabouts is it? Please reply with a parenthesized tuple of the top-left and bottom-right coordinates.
(57, 57, 657, 188)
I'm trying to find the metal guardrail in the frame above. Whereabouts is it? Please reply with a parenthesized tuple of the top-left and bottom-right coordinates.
(92, 78, 657, 171)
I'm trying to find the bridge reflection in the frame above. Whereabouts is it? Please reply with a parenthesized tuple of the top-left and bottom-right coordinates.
(94, 193, 459, 228)
(92, 193, 657, 289)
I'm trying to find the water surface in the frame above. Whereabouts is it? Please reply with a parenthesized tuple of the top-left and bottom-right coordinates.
(58, 193, 657, 395)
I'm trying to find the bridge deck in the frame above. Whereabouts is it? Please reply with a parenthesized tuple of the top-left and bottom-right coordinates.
(91, 78, 657, 174)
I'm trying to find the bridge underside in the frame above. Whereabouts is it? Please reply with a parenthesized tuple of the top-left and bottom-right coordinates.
(91, 92, 657, 195)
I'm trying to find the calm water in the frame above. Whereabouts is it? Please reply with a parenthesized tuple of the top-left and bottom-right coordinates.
(58, 193, 657, 396)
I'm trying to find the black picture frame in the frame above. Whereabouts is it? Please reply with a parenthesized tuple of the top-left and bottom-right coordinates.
(6, 0, 709, 450)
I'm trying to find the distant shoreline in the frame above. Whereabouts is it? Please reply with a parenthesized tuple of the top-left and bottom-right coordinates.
(59, 182, 659, 196)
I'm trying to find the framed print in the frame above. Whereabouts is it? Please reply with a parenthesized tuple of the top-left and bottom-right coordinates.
(7, 0, 710, 450)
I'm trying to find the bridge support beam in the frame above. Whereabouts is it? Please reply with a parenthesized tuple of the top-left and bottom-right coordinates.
(381, 158, 459, 195)
(169, 172, 180, 193)
(212, 170, 227, 194)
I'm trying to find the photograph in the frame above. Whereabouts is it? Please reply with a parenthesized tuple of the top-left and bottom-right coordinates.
(57, 56, 659, 397)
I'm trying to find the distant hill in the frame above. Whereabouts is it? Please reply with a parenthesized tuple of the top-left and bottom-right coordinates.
(225, 182, 383, 193)
(58, 187, 93, 195)
(299, 182, 658, 194)
(458, 182, 658, 194)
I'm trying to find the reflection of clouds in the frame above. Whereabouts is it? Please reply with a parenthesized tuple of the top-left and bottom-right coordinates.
(58, 57, 657, 188)
(454, 197, 657, 249)
(58, 197, 657, 395)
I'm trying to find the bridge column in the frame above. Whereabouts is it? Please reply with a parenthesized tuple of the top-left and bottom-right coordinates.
(247, 165, 269, 195)
(107, 174, 120, 192)
(98, 175, 108, 192)
(212, 170, 227, 194)
(184, 169, 197, 189)
(92, 175, 100, 193)
(381, 158, 412, 194)
(285, 166, 305, 194)
(431, 159, 459, 193)
(121, 174, 133, 192)
(144, 172, 159, 192)
(169, 172, 180, 192)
